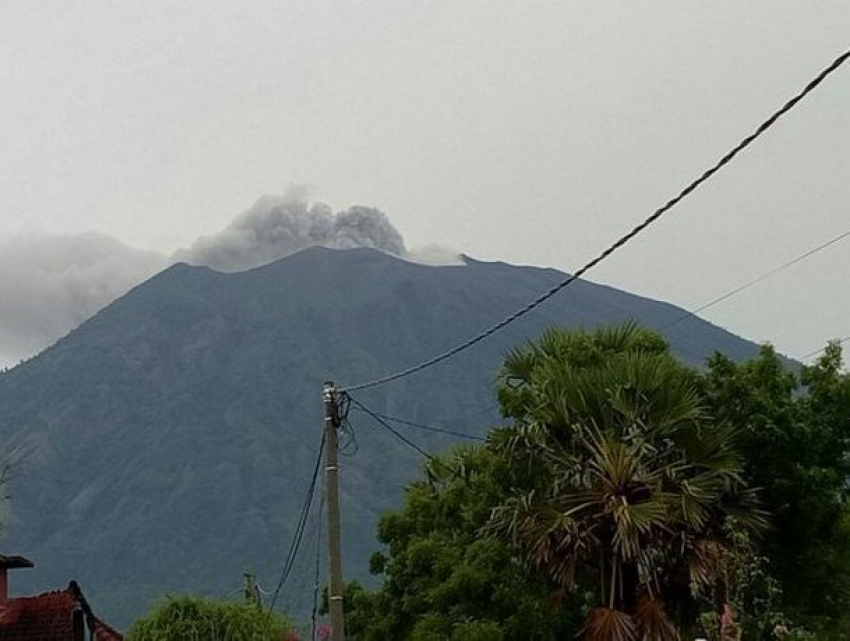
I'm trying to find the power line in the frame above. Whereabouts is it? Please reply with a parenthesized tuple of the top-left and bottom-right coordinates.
(342, 47, 850, 393)
(348, 396, 434, 460)
(801, 335, 850, 361)
(311, 490, 325, 641)
(270, 432, 326, 610)
(353, 409, 486, 442)
(663, 229, 850, 330)
(279, 491, 327, 615)
(269, 435, 323, 609)
(348, 397, 488, 488)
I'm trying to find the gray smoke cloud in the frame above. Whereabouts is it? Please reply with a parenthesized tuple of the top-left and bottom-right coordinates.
(174, 188, 410, 272)
(0, 189, 460, 368)
(0, 233, 166, 368)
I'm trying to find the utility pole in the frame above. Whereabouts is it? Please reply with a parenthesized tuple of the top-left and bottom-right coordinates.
(323, 381, 346, 641)
(243, 571, 260, 607)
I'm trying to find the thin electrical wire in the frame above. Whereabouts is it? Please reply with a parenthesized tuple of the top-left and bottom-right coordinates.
(269, 432, 326, 610)
(349, 396, 487, 489)
(348, 397, 434, 459)
(663, 230, 850, 330)
(280, 494, 327, 616)
(355, 409, 486, 442)
(801, 335, 850, 361)
(338, 418, 360, 457)
(311, 490, 325, 641)
(342, 47, 850, 393)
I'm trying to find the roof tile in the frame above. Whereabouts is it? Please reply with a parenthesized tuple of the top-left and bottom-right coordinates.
(0, 585, 122, 640)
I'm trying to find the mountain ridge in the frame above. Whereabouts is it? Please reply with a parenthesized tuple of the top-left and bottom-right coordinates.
(0, 247, 763, 627)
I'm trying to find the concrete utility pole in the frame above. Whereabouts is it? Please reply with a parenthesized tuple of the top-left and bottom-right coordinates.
(323, 381, 346, 641)
(243, 571, 260, 607)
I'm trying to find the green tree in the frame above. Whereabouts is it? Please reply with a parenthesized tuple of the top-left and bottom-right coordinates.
(349, 325, 850, 639)
(348, 324, 766, 640)
(127, 595, 291, 641)
(489, 324, 764, 640)
(704, 341, 850, 635)
(344, 445, 584, 640)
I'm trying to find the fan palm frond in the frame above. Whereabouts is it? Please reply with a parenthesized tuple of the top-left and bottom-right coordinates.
(581, 607, 637, 641)
(633, 595, 679, 641)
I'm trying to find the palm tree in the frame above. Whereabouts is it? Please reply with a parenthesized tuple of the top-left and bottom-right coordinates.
(489, 324, 763, 640)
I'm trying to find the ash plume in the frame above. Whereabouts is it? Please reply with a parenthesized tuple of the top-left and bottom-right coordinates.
(0, 233, 166, 368)
(174, 188, 409, 272)
(0, 188, 461, 368)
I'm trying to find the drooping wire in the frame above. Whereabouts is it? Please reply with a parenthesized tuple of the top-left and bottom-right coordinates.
(334, 391, 359, 456)
(279, 492, 327, 616)
(338, 422, 359, 457)
(348, 396, 435, 460)
(801, 335, 850, 361)
(311, 489, 325, 641)
(353, 408, 486, 442)
(269, 431, 326, 611)
(341, 47, 850, 393)
(335, 392, 351, 423)
(662, 230, 850, 330)
(350, 396, 488, 484)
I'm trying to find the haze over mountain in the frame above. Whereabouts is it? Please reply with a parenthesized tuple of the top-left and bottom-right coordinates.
(0, 190, 457, 368)
(0, 246, 764, 628)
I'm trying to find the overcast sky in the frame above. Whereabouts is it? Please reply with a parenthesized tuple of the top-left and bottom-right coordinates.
(1, 1, 848, 367)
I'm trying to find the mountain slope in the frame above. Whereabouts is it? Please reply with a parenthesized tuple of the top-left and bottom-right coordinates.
(0, 247, 761, 627)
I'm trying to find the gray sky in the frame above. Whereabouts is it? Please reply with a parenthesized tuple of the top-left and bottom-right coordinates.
(1, 1, 848, 367)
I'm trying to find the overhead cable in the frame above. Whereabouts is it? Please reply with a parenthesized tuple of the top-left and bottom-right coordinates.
(342, 47, 850, 393)
(663, 229, 850, 330)
(269, 431, 325, 610)
(801, 335, 850, 361)
(354, 409, 486, 442)
(348, 396, 434, 460)
(311, 490, 325, 641)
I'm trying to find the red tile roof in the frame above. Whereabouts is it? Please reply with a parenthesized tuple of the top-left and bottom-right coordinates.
(0, 589, 77, 640)
(0, 583, 122, 641)
(92, 617, 123, 641)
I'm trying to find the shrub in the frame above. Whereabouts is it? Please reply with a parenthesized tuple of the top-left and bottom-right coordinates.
(128, 595, 290, 641)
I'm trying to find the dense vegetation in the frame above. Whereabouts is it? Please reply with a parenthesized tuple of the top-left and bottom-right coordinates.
(127, 595, 291, 641)
(345, 324, 850, 640)
(704, 342, 850, 636)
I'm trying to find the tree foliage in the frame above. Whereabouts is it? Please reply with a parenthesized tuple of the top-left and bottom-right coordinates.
(347, 325, 850, 639)
(127, 595, 290, 641)
(704, 341, 850, 635)
(490, 323, 763, 639)
(344, 445, 583, 640)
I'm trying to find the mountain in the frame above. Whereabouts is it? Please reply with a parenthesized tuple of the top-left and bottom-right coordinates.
(0, 247, 763, 628)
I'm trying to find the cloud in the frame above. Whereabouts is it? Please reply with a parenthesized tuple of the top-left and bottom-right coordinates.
(0, 188, 462, 368)
(173, 187, 409, 272)
(0, 233, 165, 367)
(406, 244, 465, 266)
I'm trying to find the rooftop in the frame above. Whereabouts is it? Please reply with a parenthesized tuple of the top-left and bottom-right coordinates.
(0, 582, 122, 640)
